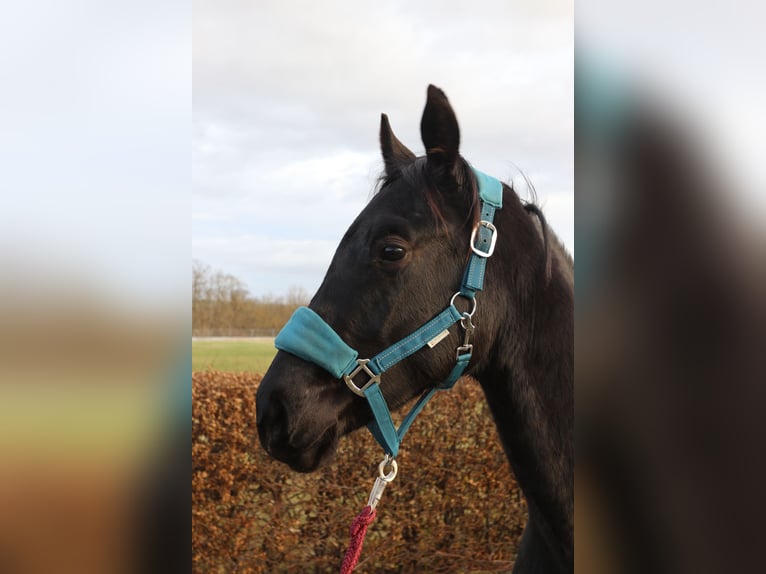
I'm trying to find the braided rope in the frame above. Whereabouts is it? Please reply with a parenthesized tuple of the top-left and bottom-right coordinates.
(339, 505, 377, 574)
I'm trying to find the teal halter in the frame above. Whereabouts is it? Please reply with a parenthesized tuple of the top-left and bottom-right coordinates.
(274, 167, 502, 458)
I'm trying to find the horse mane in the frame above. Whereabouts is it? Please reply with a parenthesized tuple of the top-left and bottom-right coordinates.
(521, 202, 553, 285)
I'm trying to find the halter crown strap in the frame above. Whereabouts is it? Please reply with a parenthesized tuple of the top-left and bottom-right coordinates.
(460, 168, 502, 297)
(474, 169, 503, 208)
(273, 167, 502, 458)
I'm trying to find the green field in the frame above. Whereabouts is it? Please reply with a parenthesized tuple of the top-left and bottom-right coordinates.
(192, 338, 277, 373)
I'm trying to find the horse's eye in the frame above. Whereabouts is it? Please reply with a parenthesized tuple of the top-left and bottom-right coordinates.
(381, 244, 406, 261)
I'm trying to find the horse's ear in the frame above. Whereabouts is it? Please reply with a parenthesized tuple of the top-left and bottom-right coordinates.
(380, 113, 416, 177)
(420, 84, 460, 171)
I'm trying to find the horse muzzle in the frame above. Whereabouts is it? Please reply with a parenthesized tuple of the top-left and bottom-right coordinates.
(256, 364, 341, 473)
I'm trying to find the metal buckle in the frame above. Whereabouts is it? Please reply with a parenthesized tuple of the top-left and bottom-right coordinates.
(470, 220, 497, 258)
(456, 344, 473, 359)
(343, 358, 381, 397)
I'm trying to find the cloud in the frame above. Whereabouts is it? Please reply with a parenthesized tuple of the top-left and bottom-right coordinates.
(192, 234, 339, 295)
(193, 0, 573, 296)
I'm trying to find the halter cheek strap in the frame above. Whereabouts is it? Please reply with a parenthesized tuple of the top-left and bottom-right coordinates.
(274, 167, 502, 458)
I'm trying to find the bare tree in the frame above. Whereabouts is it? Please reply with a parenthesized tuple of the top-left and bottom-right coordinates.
(192, 261, 309, 336)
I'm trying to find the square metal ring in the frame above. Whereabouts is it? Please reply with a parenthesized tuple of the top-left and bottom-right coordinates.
(343, 358, 381, 396)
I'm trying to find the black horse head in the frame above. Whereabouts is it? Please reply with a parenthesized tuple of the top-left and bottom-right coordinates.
(256, 84, 566, 471)
(256, 86, 484, 471)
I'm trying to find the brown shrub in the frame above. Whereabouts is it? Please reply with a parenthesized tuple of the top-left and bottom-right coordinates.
(192, 371, 525, 573)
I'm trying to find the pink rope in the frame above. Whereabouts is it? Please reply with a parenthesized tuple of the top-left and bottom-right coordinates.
(340, 505, 377, 574)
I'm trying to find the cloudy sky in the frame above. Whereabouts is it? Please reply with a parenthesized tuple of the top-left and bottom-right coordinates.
(1, 0, 189, 310)
(193, 0, 573, 297)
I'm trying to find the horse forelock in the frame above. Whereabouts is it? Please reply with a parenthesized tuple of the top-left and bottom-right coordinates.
(373, 156, 480, 237)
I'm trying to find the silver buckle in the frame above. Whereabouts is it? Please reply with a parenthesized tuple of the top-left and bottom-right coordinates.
(470, 220, 497, 258)
(343, 358, 381, 396)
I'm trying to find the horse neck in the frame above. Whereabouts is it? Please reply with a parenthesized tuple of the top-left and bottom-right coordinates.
(473, 202, 574, 555)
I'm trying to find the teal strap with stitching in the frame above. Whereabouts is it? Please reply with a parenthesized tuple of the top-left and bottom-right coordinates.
(368, 305, 462, 374)
(364, 384, 401, 457)
(439, 352, 472, 390)
(474, 168, 503, 208)
(460, 201, 498, 297)
(365, 351, 472, 457)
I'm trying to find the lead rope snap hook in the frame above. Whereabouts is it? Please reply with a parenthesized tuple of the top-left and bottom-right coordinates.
(457, 311, 476, 358)
(367, 455, 397, 510)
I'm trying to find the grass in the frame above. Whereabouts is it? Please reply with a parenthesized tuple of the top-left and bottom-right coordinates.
(192, 339, 277, 374)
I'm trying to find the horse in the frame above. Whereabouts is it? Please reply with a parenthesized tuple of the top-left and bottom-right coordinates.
(256, 85, 573, 573)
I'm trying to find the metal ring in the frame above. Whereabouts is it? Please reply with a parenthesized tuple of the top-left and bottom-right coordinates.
(378, 456, 398, 482)
(450, 292, 477, 317)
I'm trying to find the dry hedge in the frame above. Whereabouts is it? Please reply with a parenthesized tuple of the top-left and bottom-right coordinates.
(192, 371, 526, 573)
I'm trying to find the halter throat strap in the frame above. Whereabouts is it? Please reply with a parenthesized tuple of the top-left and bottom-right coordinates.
(274, 167, 502, 457)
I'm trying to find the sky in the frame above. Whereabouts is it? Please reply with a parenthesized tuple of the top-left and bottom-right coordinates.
(193, 0, 574, 298)
(0, 0, 190, 311)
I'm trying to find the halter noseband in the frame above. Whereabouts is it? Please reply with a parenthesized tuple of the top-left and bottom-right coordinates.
(274, 167, 502, 458)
